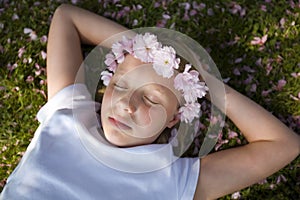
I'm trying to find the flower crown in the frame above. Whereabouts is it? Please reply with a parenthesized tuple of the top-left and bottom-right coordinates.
(100, 33, 208, 123)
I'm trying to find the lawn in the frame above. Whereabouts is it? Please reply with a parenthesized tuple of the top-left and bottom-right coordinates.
(0, 0, 299, 199)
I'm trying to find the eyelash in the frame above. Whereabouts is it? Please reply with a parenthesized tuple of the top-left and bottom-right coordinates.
(113, 83, 127, 90)
(114, 83, 159, 105)
(143, 96, 159, 105)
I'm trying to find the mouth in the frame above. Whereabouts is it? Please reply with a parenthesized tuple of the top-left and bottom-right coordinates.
(108, 117, 132, 130)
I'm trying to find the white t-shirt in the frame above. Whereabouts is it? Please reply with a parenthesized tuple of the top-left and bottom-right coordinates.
(0, 84, 200, 200)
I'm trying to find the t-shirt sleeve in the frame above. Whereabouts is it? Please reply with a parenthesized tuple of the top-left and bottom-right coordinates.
(37, 84, 99, 124)
(175, 157, 200, 199)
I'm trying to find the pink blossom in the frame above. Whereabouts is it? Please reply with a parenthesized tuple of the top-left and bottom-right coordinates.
(243, 74, 253, 84)
(179, 102, 201, 123)
(289, 0, 295, 8)
(262, 89, 273, 97)
(192, 146, 199, 155)
(181, 2, 191, 10)
(153, 46, 179, 78)
(266, 62, 272, 75)
(40, 80, 46, 85)
(26, 75, 34, 83)
(12, 13, 19, 20)
(257, 178, 268, 185)
(291, 72, 300, 78)
(33, 89, 47, 99)
(280, 18, 286, 28)
(289, 94, 299, 101)
(120, 36, 133, 54)
(40, 35, 48, 43)
(41, 50, 47, 60)
(174, 64, 208, 102)
(35, 63, 41, 70)
(233, 68, 241, 75)
(190, 9, 197, 16)
(240, 8, 246, 17)
(133, 32, 160, 62)
(250, 34, 268, 45)
(242, 65, 255, 73)
(223, 77, 230, 83)
(18, 47, 26, 58)
(132, 19, 138, 26)
(215, 138, 228, 151)
(154, 2, 160, 8)
(250, 83, 257, 92)
(276, 174, 287, 184)
(13, 86, 20, 92)
(156, 19, 167, 27)
(255, 58, 262, 67)
(228, 131, 238, 139)
(183, 81, 208, 102)
(162, 13, 171, 20)
(276, 79, 286, 91)
(234, 57, 243, 63)
(71, 0, 78, 4)
(35, 69, 42, 76)
(229, 3, 242, 15)
(269, 184, 276, 189)
(210, 115, 219, 125)
(100, 71, 113, 86)
(207, 8, 214, 16)
(34, 63, 45, 76)
(7, 63, 17, 72)
(24, 28, 38, 41)
(260, 5, 267, 12)
(112, 41, 125, 63)
(30, 32, 37, 40)
(199, 3, 206, 9)
(231, 191, 241, 199)
(104, 53, 117, 72)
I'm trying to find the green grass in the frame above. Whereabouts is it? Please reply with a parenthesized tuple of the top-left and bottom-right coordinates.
(0, 0, 299, 199)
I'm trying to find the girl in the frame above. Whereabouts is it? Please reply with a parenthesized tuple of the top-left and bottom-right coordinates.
(1, 4, 299, 200)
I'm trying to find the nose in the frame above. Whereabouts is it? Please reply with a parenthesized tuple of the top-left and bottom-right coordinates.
(116, 93, 137, 114)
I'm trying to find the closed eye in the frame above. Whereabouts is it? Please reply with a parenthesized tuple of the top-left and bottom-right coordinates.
(143, 96, 159, 105)
(113, 83, 127, 90)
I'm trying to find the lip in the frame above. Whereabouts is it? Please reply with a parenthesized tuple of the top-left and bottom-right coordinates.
(108, 117, 132, 130)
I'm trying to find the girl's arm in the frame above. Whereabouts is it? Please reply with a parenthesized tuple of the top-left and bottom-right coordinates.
(47, 4, 127, 99)
(194, 73, 300, 199)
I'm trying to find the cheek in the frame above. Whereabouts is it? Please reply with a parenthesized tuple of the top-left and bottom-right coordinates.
(102, 87, 114, 107)
(134, 105, 168, 137)
(101, 88, 116, 123)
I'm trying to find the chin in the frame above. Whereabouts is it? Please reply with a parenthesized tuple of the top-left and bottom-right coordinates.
(104, 132, 153, 148)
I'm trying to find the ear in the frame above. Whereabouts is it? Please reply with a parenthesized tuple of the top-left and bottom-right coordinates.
(166, 113, 180, 128)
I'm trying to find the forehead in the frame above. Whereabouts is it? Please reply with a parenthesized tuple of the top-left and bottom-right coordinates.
(114, 55, 182, 101)
(116, 56, 172, 88)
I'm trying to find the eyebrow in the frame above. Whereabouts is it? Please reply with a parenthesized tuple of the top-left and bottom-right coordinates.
(151, 85, 170, 100)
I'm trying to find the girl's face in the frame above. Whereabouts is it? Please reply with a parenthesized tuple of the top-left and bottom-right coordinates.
(101, 55, 181, 147)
